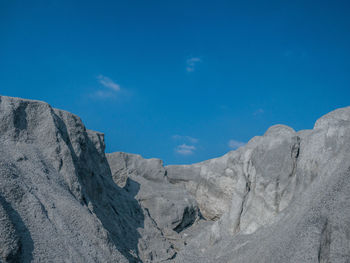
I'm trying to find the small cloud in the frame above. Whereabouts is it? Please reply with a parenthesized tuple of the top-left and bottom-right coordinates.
(97, 75, 120, 91)
(228, 139, 245, 149)
(253, 108, 264, 116)
(172, 135, 199, 144)
(91, 74, 121, 99)
(175, 144, 196, 155)
(186, 57, 201, 72)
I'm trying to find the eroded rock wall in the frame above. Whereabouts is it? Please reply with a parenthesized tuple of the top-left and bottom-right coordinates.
(1, 95, 350, 263)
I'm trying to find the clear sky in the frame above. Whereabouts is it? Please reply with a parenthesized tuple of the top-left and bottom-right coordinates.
(1, 0, 350, 164)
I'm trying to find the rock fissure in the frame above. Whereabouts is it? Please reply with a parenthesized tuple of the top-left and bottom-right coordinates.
(236, 169, 252, 233)
(318, 219, 331, 263)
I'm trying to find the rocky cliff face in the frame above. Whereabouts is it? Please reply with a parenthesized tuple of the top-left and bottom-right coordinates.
(0, 95, 350, 263)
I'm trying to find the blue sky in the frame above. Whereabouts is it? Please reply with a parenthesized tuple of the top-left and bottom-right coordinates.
(1, 0, 350, 164)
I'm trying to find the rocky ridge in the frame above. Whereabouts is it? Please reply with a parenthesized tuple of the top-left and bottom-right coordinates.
(0, 95, 350, 262)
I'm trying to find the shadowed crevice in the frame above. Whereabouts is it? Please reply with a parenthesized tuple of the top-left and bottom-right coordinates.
(318, 219, 331, 263)
(51, 110, 144, 262)
(0, 194, 34, 263)
(13, 103, 28, 131)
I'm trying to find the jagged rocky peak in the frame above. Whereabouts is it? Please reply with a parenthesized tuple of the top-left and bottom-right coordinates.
(0, 95, 350, 263)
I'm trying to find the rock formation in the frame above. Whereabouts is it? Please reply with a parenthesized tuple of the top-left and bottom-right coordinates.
(0, 95, 350, 262)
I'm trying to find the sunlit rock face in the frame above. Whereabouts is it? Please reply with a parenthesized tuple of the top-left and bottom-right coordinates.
(174, 107, 350, 263)
(1, 95, 350, 263)
(166, 124, 304, 237)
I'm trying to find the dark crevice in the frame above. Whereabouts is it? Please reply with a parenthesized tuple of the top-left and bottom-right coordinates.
(290, 136, 301, 177)
(173, 206, 198, 233)
(0, 194, 34, 263)
(144, 207, 163, 234)
(164, 252, 177, 261)
(110, 204, 119, 216)
(13, 103, 28, 131)
(236, 174, 251, 233)
(278, 136, 301, 211)
(235, 158, 254, 233)
(58, 158, 63, 172)
(318, 219, 331, 263)
(274, 177, 281, 213)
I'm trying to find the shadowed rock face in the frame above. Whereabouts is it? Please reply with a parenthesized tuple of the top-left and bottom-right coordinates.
(0, 96, 175, 263)
(106, 152, 201, 235)
(1, 95, 350, 263)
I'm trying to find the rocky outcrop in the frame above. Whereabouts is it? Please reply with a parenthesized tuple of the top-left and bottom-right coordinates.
(106, 152, 202, 251)
(174, 107, 350, 263)
(0, 96, 174, 262)
(166, 124, 303, 235)
(1, 95, 350, 263)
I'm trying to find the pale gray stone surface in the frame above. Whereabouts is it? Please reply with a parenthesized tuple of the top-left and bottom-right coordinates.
(0, 95, 350, 263)
(0, 96, 174, 262)
(173, 107, 350, 263)
(106, 152, 202, 253)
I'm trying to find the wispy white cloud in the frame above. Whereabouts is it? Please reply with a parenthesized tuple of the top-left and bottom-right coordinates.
(97, 75, 120, 91)
(91, 74, 121, 99)
(228, 139, 245, 149)
(175, 144, 196, 155)
(172, 135, 199, 144)
(186, 57, 201, 72)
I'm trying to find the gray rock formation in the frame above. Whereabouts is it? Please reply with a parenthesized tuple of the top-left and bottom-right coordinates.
(106, 152, 202, 252)
(0, 96, 174, 262)
(0, 95, 350, 263)
(172, 109, 350, 263)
